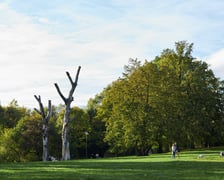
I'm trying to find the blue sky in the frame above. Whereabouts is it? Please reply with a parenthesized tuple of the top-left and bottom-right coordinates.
(0, 0, 224, 108)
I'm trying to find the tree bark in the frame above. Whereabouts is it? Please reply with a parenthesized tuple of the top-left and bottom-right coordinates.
(34, 95, 52, 161)
(54, 66, 81, 160)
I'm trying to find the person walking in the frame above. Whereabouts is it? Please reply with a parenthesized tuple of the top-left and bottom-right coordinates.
(171, 142, 177, 159)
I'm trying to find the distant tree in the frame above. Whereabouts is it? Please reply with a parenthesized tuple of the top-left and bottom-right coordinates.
(0, 128, 21, 162)
(86, 95, 109, 157)
(69, 107, 90, 158)
(214, 80, 224, 144)
(0, 113, 42, 162)
(34, 95, 52, 161)
(54, 66, 81, 160)
(0, 105, 5, 131)
(0, 103, 27, 130)
(47, 105, 62, 159)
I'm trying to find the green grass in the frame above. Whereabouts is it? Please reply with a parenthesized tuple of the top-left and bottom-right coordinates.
(1, 148, 224, 179)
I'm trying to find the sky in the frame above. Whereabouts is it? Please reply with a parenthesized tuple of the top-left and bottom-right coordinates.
(0, 0, 224, 108)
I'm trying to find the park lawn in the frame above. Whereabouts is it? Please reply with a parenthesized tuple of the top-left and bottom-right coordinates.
(0, 148, 224, 179)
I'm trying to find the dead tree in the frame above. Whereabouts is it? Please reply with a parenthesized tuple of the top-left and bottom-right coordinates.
(34, 95, 52, 161)
(54, 66, 81, 160)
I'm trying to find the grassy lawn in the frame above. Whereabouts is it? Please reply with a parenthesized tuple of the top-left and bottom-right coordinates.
(0, 148, 224, 179)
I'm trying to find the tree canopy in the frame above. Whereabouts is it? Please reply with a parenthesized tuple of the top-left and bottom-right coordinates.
(96, 41, 224, 155)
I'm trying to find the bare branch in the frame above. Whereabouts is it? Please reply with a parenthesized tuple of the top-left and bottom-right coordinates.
(46, 100, 52, 120)
(68, 66, 81, 101)
(74, 66, 81, 86)
(54, 83, 67, 103)
(66, 72, 73, 86)
(34, 95, 40, 102)
(34, 108, 41, 115)
(34, 95, 45, 118)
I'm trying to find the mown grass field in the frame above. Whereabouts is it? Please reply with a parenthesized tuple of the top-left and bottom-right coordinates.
(1, 148, 224, 179)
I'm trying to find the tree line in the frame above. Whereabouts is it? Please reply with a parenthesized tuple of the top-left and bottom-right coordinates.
(0, 101, 107, 162)
(0, 41, 224, 162)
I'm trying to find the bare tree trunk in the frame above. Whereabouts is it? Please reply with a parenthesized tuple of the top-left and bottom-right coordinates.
(34, 95, 52, 161)
(54, 66, 81, 160)
(61, 105, 71, 160)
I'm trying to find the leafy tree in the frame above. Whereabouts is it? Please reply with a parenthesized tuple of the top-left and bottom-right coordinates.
(0, 112, 42, 162)
(97, 41, 224, 154)
(0, 102, 27, 130)
(48, 105, 62, 159)
(98, 59, 156, 155)
(0, 128, 20, 162)
(87, 95, 109, 157)
(153, 41, 221, 148)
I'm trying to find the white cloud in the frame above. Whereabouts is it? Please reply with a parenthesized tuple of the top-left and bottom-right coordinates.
(0, 2, 132, 108)
(1, 0, 224, 108)
(206, 49, 224, 79)
(0, 4, 83, 107)
(37, 17, 50, 24)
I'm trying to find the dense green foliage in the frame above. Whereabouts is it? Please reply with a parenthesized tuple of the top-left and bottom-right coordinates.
(0, 148, 224, 179)
(96, 41, 224, 155)
(0, 41, 224, 162)
(0, 103, 107, 162)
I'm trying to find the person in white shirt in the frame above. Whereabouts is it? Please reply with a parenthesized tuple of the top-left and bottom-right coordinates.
(171, 142, 177, 158)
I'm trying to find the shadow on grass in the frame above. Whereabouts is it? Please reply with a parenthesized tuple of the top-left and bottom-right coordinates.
(0, 159, 224, 180)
